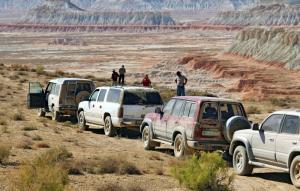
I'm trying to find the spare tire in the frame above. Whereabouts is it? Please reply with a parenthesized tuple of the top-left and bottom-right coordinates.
(75, 91, 90, 104)
(224, 116, 251, 142)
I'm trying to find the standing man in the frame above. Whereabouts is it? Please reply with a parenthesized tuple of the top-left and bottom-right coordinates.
(175, 71, 187, 96)
(119, 65, 126, 85)
(141, 74, 151, 87)
(111, 69, 119, 86)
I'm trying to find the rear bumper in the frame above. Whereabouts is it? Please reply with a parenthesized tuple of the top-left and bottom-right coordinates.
(187, 140, 229, 151)
(113, 118, 143, 128)
(57, 106, 77, 116)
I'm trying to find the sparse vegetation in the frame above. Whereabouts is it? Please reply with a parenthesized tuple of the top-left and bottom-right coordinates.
(17, 139, 33, 150)
(35, 65, 45, 75)
(171, 152, 234, 191)
(0, 119, 8, 126)
(12, 147, 70, 191)
(32, 135, 43, 141)
(23, 125, 38, 131)
(12, 113, 25, 121)
(97, 184, 145, 191)
(0, 144, 11, 164)
(36, 142, 50, 148)
(269, 97, 293, 107)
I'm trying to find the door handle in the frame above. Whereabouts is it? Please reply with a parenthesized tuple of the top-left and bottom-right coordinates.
(92, 105, 95, 107)
(99, 105, 102, 109)
(174, 121, 179, 125)
(292, 141, 298, 145)
(269, 138, 274, 142)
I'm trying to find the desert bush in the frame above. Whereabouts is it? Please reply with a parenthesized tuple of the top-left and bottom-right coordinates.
(171, 152, 234, 191)
(269, 97, 292, 107)
(0, 144, 11, 164)
(23, 125, 38, 131)
(36, 143, 50, 148)
(32, 135, 43, 141)
(119, 161, 142, 175)
(97, 184, 145, 191)
(35, 65, 45, 75)
(13, 147, 70, 191)
(12, 113, 25, 121)
(246, 106, 261, 114)
(11, 64, 29, 72)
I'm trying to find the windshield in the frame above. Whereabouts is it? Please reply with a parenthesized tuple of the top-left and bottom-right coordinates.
(123, 90, 163, 105)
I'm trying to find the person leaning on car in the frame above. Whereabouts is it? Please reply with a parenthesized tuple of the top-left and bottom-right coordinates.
(175, 71, 187, 96)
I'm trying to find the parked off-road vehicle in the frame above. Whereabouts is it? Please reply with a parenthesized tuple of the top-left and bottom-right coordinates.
(78, 86, 163, 137)
(27, 78, 95, 121)
(230, 110, 300, 188)
(140, 96, 250, 157)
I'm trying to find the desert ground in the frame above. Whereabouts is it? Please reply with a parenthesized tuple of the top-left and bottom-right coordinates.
(0, 30, 300, 191)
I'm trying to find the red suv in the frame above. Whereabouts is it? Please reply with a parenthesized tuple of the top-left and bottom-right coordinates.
(140, 96, 248, 157)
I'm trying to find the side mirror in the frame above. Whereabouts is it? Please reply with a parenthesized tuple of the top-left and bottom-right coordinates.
(84, 97, 90, 101)
(252, 123, 260, 131)
(155, 107, 162, 114)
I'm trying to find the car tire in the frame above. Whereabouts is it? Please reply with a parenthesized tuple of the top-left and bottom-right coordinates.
(233, 146, 253, 176)
(37, 108, 46, 117)
(52, 110, 62, 122)
(174, 134, 187, 158)
(104, 116, 116, 137)
(290, 156, 300, 188)
(142, 125, 156, 150)
(78, 111, 89, 131)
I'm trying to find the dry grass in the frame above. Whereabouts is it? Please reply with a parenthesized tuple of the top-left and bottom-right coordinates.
(0, 144, 11, 164)
(17, 139, 34, 150)
(12, 147, 70, 191)
(23, 125, 38, 131)
(12, 113, 25, 121)
(0, 119, 7, 126)
(246, 106, 261, 115)
(97, 184, 145, 191)
(32, 134, 43, 141)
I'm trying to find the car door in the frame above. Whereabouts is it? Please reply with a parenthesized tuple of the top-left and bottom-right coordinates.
(166, 99, 185, 140)
(251, 114, 284, 163)
(153, 99, 176, 139)
(48, 83, 57, 111)
(93, 89, 108, 125)
(84, 89, 100, 123)
(276, 115, 300, 166)
(27, 82, 45, 109)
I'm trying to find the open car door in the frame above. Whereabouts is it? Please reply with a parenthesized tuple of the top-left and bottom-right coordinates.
(27, 82, 45, 109)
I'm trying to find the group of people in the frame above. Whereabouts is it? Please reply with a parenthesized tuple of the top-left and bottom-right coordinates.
(111, 65, 188, 96)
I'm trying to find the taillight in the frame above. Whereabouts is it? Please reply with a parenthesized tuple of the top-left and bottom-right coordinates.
(118, 107, 124, 118)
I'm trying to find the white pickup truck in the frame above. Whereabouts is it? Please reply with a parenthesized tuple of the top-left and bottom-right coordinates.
(77, 86, 163, 137)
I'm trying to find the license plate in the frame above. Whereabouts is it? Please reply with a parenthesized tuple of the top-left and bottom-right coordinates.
(202, 130, 221, 137)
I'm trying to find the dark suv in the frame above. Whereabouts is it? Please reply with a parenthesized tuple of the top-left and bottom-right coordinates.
(140, 96, 248, 157)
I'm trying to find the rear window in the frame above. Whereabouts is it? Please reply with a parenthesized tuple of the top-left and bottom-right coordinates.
(76, 83, 92, 93)
(220, 103, 244, 121)
(123, 90, 163, 105)
(107, 89, 122, 103)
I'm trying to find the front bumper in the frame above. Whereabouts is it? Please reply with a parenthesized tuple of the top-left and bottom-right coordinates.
(187, 140, 229, 151)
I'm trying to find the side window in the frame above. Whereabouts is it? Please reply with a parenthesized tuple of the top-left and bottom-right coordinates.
(163, 99, 176, 115)
(46, 83, 54, 93)
(220, 103, 243, 121)
(201, 102, 218, 120)
(107, 89, 121, 103)
(281, 115, 300, 135)
(97, 89, 107, 102)
(55, 85, 60, 96)
(90, 90, 100, 102)
(172, 100, 185, 116)
(189, 103, 196, 118)
(183, 102, 192, 117)
(262, 114, 284, 133)
(50, 83, 57, 94)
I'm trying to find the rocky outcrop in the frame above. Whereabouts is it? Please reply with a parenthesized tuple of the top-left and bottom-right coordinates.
(228, 27, 300, 70)
(210, 3, 300, 26)
(23, 0, 176, 25)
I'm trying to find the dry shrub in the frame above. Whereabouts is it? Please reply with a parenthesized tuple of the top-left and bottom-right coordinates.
(35, 65, 45, 75)
(12, 147, 70, 191)
(11, 64, 29, 72)
(97, 184, 145, 191)
(79, 157, 142, 175)
(246, 106, 261, 114)
(12, 113, 25, 121)
(17, 139, 33, 150)
(23, 125, 38, 131)
(171, 152, 234, 191)
(36, 143, 50, 148)
(269, 97, 293, 107)
(32, 135, 43, 141)
(0, 144, 11, 164)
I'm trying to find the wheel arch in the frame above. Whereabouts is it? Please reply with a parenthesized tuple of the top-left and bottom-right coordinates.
(288, 151, 300, 168)
(103, 112, 111, 122)
(172, 126, 186, 146)
(230, 137, 253, 160)
(140, 118, 153, 136)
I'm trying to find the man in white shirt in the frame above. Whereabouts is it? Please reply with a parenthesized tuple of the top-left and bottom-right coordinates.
(175, 71, 187, 96)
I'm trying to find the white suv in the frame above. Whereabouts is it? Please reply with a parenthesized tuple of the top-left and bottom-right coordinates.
(78, 86, 163, 137)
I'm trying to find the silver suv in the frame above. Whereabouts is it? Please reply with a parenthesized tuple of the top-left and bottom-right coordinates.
(27, 78, 95, 121)
(230, 110, 300, 188)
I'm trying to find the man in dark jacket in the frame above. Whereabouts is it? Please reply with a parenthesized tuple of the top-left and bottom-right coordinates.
(111, 69, 119, 86)
(119, 65, 126, 85)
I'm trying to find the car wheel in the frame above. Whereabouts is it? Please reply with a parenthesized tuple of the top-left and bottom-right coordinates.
(52, 110, 62, 122)
(174, 134, 186, 158)
(233, 146, 253, 175)
(290, 156, 300, 188)
(37, 108, 45, 117)
(142, 126, 156, 150)
(104, 116, 116, 137)
(78, 111, 89, 131)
